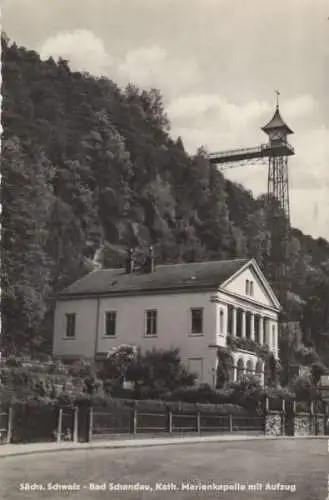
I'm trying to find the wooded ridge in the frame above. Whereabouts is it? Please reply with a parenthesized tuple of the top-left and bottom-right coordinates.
(1, 34, 329, 365)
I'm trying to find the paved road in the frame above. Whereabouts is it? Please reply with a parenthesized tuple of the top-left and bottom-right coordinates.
(0, 440, 328, 499)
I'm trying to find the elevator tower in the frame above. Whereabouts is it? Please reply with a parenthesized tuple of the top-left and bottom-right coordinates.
(208, 96, 295, 315)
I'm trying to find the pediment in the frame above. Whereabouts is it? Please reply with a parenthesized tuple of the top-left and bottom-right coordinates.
(220, 259, 280, 310)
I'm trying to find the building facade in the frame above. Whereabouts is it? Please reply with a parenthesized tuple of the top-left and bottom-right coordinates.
(53, 254, 280, 387)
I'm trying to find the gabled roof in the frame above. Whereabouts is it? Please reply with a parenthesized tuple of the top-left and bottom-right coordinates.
(262, 106, 293, 135)
(58, 259, 249, 298)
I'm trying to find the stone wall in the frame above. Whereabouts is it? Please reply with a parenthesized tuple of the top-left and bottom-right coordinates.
(294, 414, 311, 436)
(265, 412, 282, 436)
(314, 414, 325, 435)
(265, 411, 327, 436)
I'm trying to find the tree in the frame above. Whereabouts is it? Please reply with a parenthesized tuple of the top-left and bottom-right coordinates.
(264, 353, 281, 387)
(245, 208, 268, 267)
(1, 137, 53, 355)
(126, 348, 197, 399)
(98, 344, 139, 393)
(216, 347, 234, 389)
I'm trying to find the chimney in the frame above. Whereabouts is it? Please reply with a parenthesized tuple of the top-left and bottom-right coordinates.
(126, 248, 135, 274)
(147, 245, 155, 273)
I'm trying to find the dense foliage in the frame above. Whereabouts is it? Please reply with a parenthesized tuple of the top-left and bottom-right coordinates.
(1, 34, 329, 366)
(0, 351, 324, 421)
(0, 348, 197, 405)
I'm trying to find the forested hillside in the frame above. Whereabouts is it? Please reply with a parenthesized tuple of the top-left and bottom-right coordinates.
(1, 34, 329, 362)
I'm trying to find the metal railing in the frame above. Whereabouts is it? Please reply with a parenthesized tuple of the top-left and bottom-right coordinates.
(91, 409, 264, 438)
(209, 144, 267, 159)
(208, 140, 294, 164)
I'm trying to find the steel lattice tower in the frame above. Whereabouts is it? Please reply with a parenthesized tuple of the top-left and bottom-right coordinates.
(208, 95, 295, 316)
(261, 102, 293, 314)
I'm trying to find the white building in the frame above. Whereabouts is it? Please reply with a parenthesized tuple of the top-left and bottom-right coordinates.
(53, 251, 280, 387)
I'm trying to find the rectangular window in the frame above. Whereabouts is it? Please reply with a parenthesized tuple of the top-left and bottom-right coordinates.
(245, 279, 250, 295)
(227, 305, 233, 335)
(187, 358, 203, 383)
(105, 311, 117, 337)
(219, 309, 224, 334)
(250, 281, 254, 296)
(145, 310, 157, 336)
(65, 313, 76, 338)
(191, 308, 203, 334)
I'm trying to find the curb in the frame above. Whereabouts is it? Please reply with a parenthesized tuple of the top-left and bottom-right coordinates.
(0, 434, 327, 459)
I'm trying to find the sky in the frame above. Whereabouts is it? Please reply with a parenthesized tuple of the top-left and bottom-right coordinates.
(1, 0, 329, 240)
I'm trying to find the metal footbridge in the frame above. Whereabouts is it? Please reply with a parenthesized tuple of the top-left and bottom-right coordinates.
(208, 141, 294, 169)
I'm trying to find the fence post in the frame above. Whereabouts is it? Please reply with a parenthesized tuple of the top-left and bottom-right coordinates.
(228, 414, 233, 432)
(6, 407, 13, 444)
(132, 407, 137, 435)
(196, 411, 201, 434)
(56, 408, 63, 443)
(88, 407, 93, 442)
(325, 403, 328, 435)
(168, 410, 172, 434)
(281, 399, 285, 436)
(73, 406, 79, 443)
(263, 396, 268, 435)
(309, 401, 314, 435)
(265, 396, 269, 413)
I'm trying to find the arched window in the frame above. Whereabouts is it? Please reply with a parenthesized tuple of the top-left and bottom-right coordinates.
(216, 353, 234, 389)
(246, 359, 253, 376)
(227, 355, 234, 384)
(236, 358, 244, 381)
(255, 360, 263, 381)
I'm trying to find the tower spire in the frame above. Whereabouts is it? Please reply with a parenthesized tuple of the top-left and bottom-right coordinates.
(275, 89, 280, 109)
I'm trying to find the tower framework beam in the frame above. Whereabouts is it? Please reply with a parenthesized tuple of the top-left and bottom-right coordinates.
(266, 154, 291, 310)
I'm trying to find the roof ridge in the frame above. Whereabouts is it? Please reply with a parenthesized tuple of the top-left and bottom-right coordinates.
(96, 258, 249, 272)
(156, 258, 248, 268)
(58, 258, 253, 298)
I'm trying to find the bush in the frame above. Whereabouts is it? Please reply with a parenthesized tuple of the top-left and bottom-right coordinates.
(0, 357, 105, 404)
(4, 356, 23, 368)
(265, 386, 295, 401)
(68, 359, 97, 379)
(11, 399, 58, 443)
(92, 397, 250, 416)
(167, 385, 234, 405)
(292, 375, 317, 402)
(311, 361, 327, 385)
(230, 376, 265, 413)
